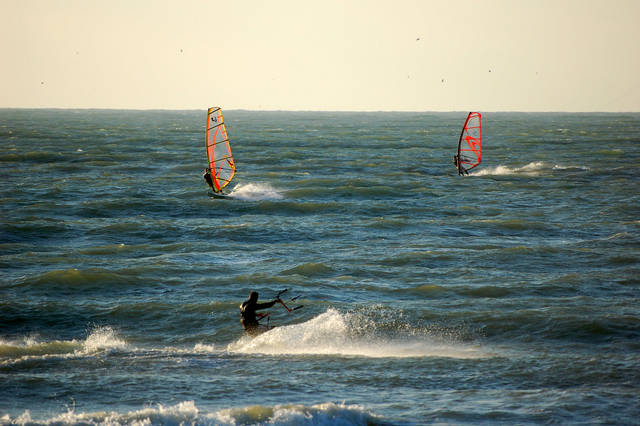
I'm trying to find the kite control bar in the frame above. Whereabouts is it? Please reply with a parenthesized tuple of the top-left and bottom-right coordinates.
(275, 289, 304, 312)
(255, 289, 303, 329)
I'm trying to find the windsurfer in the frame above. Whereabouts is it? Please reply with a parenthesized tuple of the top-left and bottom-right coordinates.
(203, 169, 216, 192)
(240, 291, 281, 336)
(453, 155, 469, 176)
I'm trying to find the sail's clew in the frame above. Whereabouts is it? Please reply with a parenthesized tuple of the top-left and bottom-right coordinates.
(205, 107, 235, 191)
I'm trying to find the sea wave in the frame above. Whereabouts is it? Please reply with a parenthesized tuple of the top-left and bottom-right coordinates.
(248, 200, 347, 215)
(0, 326, 126, 367)
(457, 285, 512, 298)
(0, 151, 68, 163)
(0, 400, 383, 426)
(472, 218, 553, 231)
(399, 283, 448, 295)
(280, 262, 336, 278)
(285, 184, 398, 199)
(379, 250, 456, 267)
(3, 218, 71, 243)
(212, 401, 382, 426)
(460, 307, 640, 343)
(0, 336, 80, 359)
(17, 268, 140, 290)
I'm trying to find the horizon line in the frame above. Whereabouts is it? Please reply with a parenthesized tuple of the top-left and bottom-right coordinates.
(1, 107, 639, 114)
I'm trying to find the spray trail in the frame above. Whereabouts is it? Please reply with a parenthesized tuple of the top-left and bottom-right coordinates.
(228, 183, 284, 200)
(227, 309, 488, 359)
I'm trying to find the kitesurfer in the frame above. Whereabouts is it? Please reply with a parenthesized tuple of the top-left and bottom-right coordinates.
(240, 291, 281, 336)
(203, 169, 216, 192)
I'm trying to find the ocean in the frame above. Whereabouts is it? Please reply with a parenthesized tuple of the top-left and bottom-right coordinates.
(1, 109, 639, 425)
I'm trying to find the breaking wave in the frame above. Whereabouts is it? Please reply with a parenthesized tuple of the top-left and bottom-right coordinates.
(0, 400, 382, 426)
(0, 326, 126, 367)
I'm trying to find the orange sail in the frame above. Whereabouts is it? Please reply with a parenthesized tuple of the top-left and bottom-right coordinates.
(205, 107, 235, 192)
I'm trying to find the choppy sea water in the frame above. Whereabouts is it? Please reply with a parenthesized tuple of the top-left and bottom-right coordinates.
(1, 109, 639, 425)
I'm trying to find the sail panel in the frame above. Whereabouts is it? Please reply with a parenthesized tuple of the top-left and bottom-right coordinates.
(457, 112, 482, 171)
(205, 107, 235, 191)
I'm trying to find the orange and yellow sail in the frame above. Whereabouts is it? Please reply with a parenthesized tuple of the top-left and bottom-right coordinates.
(205, 107, 235, 192)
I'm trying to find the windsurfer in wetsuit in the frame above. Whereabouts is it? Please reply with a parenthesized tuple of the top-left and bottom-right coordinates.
(240, 291, 281, 336)
(203, 169, 216, 192)
(453, 155, 469, 176)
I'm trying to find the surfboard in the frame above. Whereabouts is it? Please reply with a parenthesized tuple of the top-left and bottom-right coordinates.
(205, 107, 236, 192)
(208, 191, 232, 199)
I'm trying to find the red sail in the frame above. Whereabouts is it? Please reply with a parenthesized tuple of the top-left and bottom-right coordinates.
(457, 112, 482, 172)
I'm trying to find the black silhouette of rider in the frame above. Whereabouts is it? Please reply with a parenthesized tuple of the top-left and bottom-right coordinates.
(239, 291, 280, 336)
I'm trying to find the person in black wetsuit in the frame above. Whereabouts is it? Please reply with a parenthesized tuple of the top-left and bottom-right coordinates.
(203, 169, 216, 192)
(453, 155, 469, 176)
(240, 291, 281, 336)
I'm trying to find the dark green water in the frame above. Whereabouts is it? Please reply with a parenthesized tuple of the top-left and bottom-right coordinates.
(1, 110, 639, 424)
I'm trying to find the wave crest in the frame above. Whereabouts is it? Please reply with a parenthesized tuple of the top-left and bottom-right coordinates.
(0, 326, 126, 367)
(1, 401, 381, 426)
(213, 401, 380, 426)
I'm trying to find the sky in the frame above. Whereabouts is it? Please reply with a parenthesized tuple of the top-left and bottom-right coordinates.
(2, 0, 639, 111)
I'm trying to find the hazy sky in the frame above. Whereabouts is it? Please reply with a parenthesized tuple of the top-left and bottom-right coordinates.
(2, 0, 639, 111)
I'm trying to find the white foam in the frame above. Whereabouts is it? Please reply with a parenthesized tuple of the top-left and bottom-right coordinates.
(552, 164, 590, 171)
(6, 401, 199, 426)
(212, 401, 380, 425)
(227, 182, 284, 200)
(0, 326, 127, 367)
(473, 161, 549, 176)
(2, 401, 381, 426)
(82, 326, 127, 353)
(227, 309, 486, 359)
(472, 165, 518, 176)
(519, 161, 546, 171)
(193, 343, 216, 353)
(473, 161, 590, 176)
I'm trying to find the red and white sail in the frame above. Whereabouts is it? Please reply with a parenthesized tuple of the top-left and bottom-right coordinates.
(457, 112, 482, 172)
